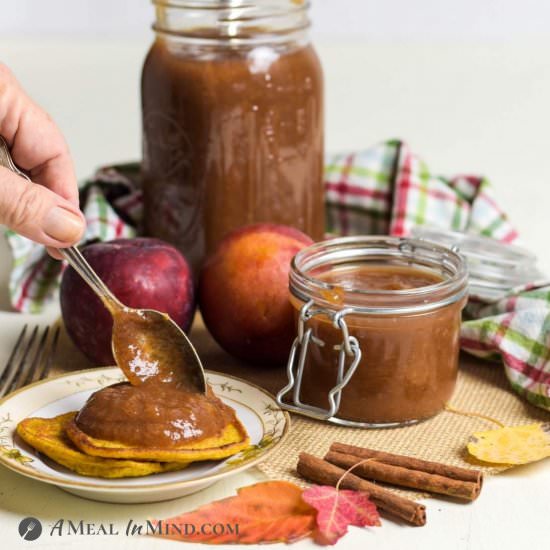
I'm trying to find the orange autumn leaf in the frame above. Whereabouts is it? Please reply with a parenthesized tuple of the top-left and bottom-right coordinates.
(302, 486, 381, 545)
(150, 481, 317, 544)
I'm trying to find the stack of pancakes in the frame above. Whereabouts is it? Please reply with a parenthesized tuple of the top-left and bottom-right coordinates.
(17, 404, 249, 478)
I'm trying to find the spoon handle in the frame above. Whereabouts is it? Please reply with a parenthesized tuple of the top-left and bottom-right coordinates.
(0, 136, 123, 312)
(0, 136, 30, 180)
(58, 247, 124, 312)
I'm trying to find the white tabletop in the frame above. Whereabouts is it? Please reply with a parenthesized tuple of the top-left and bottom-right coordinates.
(0, 37, 549, 550)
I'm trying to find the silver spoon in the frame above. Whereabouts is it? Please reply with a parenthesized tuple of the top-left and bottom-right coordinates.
(0, 136, 206, 394)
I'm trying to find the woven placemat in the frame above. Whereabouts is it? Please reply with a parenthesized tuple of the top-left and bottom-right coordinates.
(255, 355, 550, 499)
(54, 315, 550, 500)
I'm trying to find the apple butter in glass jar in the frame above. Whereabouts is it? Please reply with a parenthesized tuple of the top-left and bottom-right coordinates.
(142, 0, 324, 270)
(277, 236, 469, 427)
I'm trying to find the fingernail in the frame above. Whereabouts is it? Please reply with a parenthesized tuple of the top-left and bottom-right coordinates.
(43, 207, 84, 243)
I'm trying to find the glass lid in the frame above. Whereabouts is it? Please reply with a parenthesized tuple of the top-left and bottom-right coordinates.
(411, 226, 545, 300)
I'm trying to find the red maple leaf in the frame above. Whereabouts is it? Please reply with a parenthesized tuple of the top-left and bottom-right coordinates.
(301, 485, 381, 545)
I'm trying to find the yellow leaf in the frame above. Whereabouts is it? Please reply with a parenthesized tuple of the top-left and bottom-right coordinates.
(467, 423, 550, 465)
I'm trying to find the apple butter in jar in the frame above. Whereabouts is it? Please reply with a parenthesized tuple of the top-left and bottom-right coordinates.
(277, 236, 469, 427)
(141, 0, 324, 270)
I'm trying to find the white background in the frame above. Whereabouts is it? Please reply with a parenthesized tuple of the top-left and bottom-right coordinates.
(2, 0, 550, 41)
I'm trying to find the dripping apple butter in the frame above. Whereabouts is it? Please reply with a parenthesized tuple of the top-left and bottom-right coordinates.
(75, 308, 237, 447)
(280, 236, 469, 426)
(141, 2, 324, 270)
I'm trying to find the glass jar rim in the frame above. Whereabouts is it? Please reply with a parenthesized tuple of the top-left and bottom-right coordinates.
(152, 0, 308, 9)
(289, 236, 469, 315)
(151, 0, 310, 44)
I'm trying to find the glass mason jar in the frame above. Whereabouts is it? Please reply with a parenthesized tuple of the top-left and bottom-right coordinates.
(141, 0, 325, 271)
(277, 236, 469, 427)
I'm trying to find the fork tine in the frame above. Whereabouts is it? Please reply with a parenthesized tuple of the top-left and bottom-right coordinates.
(0, 326, 39, 398)
(38, 326, 59, 381)
(17, 326, 50, 389)
(0, 324, 28, 384)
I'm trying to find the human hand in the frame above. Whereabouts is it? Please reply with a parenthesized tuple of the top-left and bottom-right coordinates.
(0, 64, 85, 258)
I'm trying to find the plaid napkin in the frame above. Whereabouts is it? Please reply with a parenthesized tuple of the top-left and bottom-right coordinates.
(5, 140, 550, 411)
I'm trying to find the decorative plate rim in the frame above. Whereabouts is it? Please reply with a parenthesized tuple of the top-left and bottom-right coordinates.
(0, 367, 290, 492)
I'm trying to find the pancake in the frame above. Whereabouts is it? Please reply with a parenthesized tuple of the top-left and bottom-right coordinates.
(65, 414, 250, 462)
(17, 412, 189, 478)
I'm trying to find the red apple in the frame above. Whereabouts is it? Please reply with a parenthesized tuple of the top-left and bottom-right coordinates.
(60, 237, 195, 365)
(199, 223, 313, 365)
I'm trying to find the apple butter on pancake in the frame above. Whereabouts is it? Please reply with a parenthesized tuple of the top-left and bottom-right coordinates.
(66, 307, 249, 460)
(72, 383, 241, 449)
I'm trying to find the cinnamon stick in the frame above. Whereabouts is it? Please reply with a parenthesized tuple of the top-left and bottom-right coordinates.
(331, 442, 483, 485)
(325, 450, 481, 501)
(297, 452, 426, 526)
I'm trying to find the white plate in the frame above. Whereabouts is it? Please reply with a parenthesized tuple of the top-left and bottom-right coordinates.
(0, 367, 289, 503)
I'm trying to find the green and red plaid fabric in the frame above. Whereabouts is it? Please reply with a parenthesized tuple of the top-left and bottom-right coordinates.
(325, 140, 518, 241)
(5, 140, 550, 411)
(462, 286, 550, 410)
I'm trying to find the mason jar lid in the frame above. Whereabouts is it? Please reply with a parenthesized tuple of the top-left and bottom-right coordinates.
(411, 226, 544, 300)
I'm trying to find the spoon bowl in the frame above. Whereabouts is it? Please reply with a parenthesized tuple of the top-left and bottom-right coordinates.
(111, 306, 207, 391)
(60, 246, 207, 395)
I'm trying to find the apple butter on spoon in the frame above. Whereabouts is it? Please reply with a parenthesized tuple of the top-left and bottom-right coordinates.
(60, 246, 207, 394)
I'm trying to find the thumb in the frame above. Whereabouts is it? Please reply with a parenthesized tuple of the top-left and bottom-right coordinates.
(0, 166, 85, 247)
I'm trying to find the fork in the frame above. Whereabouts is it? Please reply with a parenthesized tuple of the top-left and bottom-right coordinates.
(0, 325, 60, 398)
(22, 520, 36, 540)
